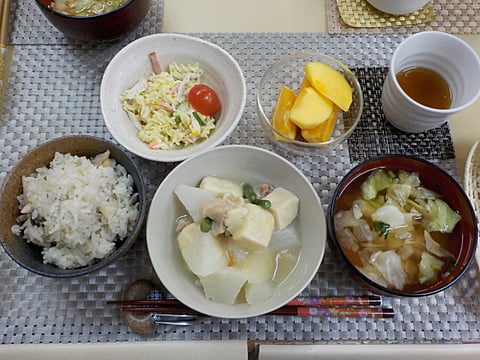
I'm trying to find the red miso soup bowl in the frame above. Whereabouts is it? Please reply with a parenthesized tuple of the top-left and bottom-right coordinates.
(35, 0, 151, 41)
(327, 155, 478, 297)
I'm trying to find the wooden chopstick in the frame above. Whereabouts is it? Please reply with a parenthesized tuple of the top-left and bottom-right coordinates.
(0, 0, 9, 48)
(0, 0, 10, 93)
(107, 295, 394, 319)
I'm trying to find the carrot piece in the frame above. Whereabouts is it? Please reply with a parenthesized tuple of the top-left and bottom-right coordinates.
(300, 105, 339, 143)
(272, 86, 297, 140)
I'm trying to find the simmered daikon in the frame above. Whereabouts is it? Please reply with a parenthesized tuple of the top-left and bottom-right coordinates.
(175, 177, 301, 305)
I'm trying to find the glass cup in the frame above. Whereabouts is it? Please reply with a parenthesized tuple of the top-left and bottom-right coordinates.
(382, 31, 480, 133)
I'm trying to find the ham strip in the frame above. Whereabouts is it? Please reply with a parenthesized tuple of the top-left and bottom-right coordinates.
(149, 52, 162, 74)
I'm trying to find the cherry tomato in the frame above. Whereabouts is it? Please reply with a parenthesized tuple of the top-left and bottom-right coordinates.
(188, 84, 221, 116)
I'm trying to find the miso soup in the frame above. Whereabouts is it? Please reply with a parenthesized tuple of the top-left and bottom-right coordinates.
(334, 168, 461, 293)
(50, 0, 128, 17)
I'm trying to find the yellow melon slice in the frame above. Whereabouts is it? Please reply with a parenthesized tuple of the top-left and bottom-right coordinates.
(271, 86, 297, 140)
(301, 104, 339, 143)
(289, 86, 334, 129)
(299, 75, 311, 92)
(304, 62, 353, 112)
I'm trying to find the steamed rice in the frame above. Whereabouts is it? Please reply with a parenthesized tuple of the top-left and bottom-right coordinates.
(11, 151, 139, 269)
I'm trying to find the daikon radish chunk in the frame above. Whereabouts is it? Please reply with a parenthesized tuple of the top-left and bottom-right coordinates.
(241, 249, 275, 283)
(273, 250, 300, 284)
(244, 280, 275, 305)
(177, 223, 228, 277)
(175, 185, 215, 222)
(200, 267, 248, 304)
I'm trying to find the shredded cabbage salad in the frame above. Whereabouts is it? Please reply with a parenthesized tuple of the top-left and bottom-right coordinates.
(121, 62, 217, 150)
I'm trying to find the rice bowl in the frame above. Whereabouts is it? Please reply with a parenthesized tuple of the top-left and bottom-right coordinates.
(0, 135, 146, 278)
(12, 151, 139, 270)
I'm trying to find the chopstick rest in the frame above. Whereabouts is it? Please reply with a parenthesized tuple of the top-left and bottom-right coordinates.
(120, 279, 158, 334)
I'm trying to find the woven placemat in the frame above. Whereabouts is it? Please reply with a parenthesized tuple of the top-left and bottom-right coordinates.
(327, 0, 480, 34)
(1, 32, 479, 344)
(349, 67, 455, 162)
(336, 0, 436, 28)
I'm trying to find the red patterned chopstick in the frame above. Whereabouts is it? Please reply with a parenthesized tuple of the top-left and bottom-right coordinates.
(287, 295, 381, 307)
(107, 295, 394, 319)
(115, 305, 393, 319)
(270, 306, 394, 319)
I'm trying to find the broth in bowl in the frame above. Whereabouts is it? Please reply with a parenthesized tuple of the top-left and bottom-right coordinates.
(50, 0, 128, 16)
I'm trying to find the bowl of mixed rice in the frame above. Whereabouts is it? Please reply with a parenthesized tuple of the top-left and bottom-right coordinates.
(0, 135, 146, 278)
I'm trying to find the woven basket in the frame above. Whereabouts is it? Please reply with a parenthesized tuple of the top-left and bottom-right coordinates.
(464, 139, 480, 271)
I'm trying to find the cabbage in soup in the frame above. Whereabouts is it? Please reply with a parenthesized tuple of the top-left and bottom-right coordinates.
(334, 169, 461, 292)
(50, 0, 128, 17)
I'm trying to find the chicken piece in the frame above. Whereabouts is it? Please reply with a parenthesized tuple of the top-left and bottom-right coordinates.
(93, 150, 114, 167)
(200, 195, 245, 236)
(256, 183, 274, 198)
(200, 198, 232, 236)
(175, 216, 192, 233)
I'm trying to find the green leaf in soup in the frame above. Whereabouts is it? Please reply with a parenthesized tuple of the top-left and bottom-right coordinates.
(421, 198, 461, 233)
(361, 169, 393, 201)
(419, 252, 444, 284)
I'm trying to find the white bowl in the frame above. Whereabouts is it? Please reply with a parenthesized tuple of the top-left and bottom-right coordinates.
(100, 34, 246, 162)
(146, 145, 326, 318)
(366, 0, 430, 14)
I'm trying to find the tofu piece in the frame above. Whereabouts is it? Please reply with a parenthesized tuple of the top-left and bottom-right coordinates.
(224, 204, 275, 250)
(200, 267, 248, 304)
(174, 185, 215, 222)
(263, 187, 299, 230)
(177, 223, 228, 277)
(199, 176, 243, 197)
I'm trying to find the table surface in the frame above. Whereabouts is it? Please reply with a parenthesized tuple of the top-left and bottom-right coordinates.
(163, 0, 480, 177)
(2, 0, 480, 358)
